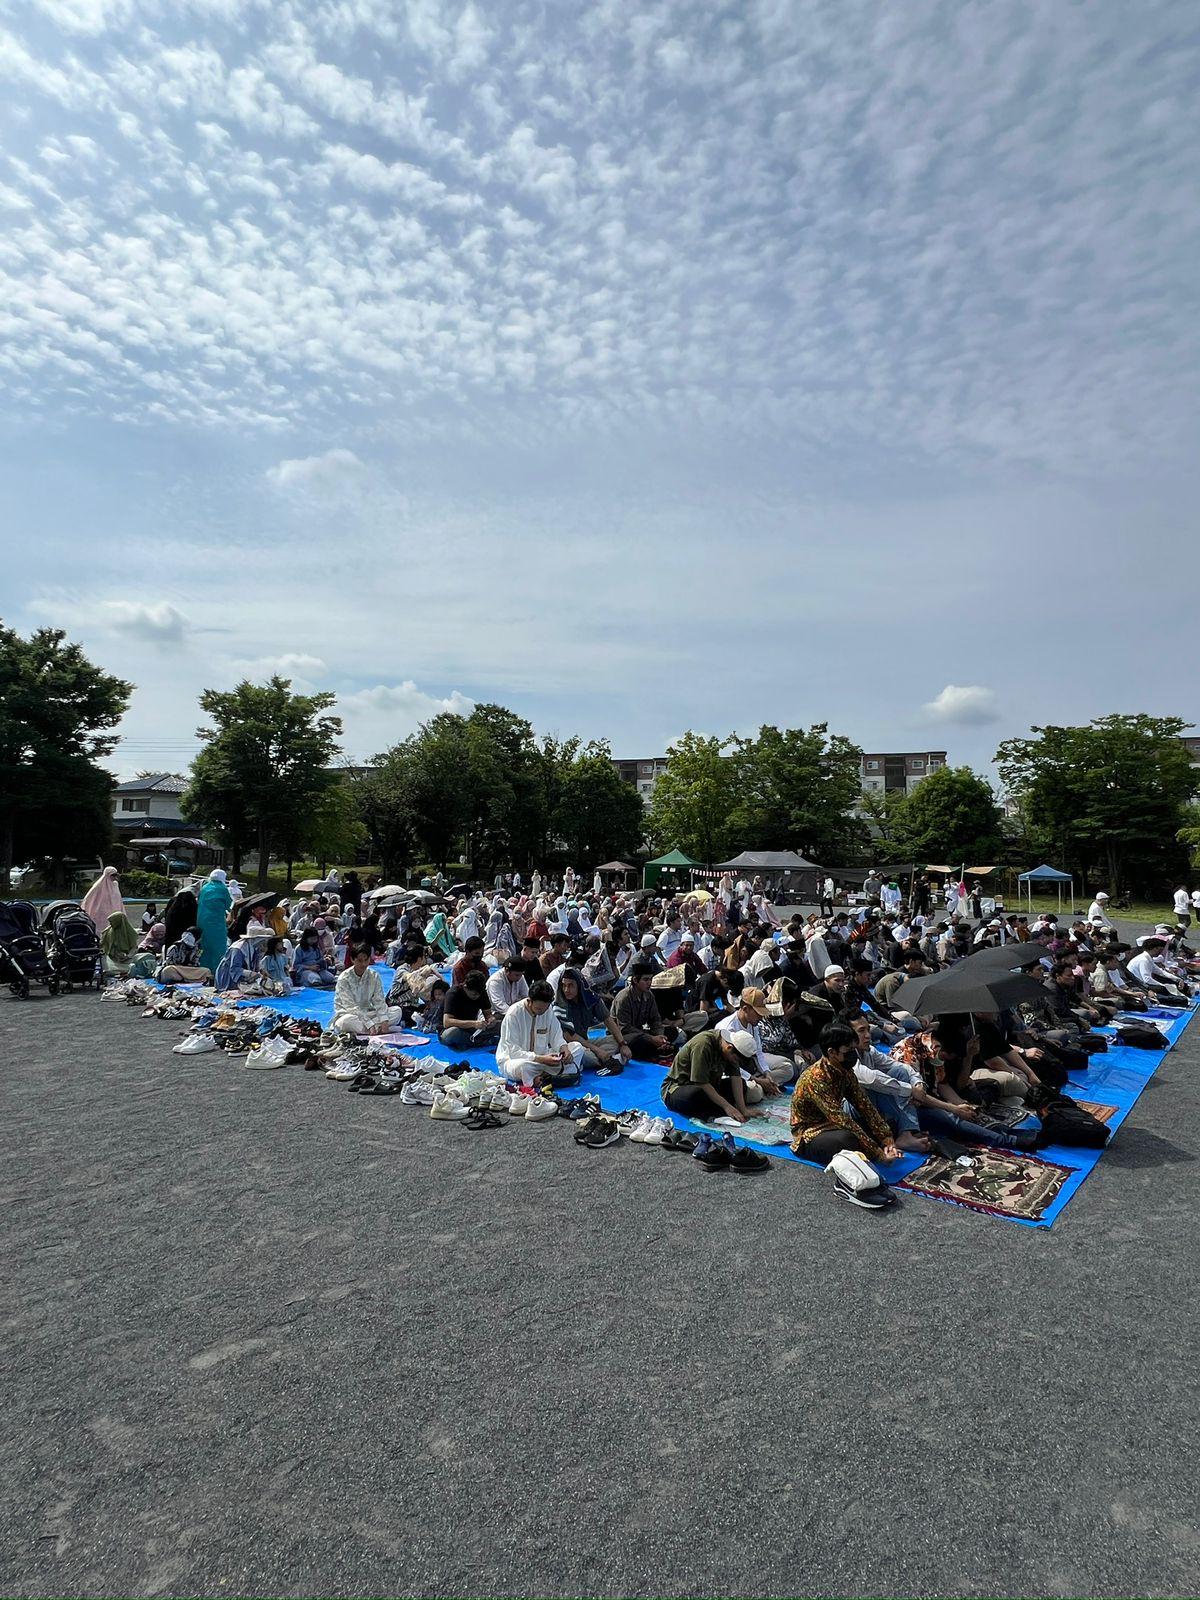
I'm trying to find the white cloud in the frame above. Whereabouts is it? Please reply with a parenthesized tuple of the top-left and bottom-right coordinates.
(266, 448, 366, 491)
(229, 652, 329, 685)
(337, 681, 477, 758)
(28, 596, 192, 645)
(922, 685, 1000, 726)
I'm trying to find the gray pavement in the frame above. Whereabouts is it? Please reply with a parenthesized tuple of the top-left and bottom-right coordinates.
(2, 979, 1200, 1598)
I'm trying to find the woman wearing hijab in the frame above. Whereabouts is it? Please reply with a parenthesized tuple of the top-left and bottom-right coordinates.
(138, 920, 166, 956)
(196, 868, 233, 973)
(213, 927, 269, 992)
(99, 909, 140, 977)
(82, 866, 123, 929)
(423, 910, 457, 961)
(484, 908, 517, 964)
(161, 888, 198, 947)
(454, 903, 481, 944)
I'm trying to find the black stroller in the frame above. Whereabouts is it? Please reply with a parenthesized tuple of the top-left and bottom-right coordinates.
(0, 901, 64, 999)
(40, 900, 102, 990)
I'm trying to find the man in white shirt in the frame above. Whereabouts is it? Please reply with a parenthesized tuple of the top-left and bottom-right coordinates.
(1087, 892, 1114, 930)
(1126, 940, 1190, 1002)
(1173, 887, 1191, 927)
(657, 913, 683, 964)
(486, 957, 529, 1017)
(714, 986, 795, 1090)
(496, 981, 572, 1084)
(333, 947, 405, 1034)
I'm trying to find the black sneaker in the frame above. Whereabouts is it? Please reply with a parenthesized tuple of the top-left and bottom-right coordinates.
(731, 1147, 772, 1175)
(583, 1117, 621, 1149)
(832, 1176, 895, 1209)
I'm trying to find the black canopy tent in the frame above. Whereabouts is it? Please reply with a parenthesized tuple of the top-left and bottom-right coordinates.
(709, 850, 823, 900)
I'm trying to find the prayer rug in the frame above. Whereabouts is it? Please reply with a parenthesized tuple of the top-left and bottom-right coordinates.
(1072, 1100, 1118, 1125)
(896, 1148, 1074, 1222)
(688, 1099, 794, 1146)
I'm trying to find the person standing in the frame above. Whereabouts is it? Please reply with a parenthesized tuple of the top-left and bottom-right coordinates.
(1173, 886, 1192, 929)
(195, 868, 233, 975)
(820, 875, 835, 918)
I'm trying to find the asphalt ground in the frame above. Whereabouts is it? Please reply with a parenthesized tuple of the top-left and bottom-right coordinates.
(2, 962, 1200, 1598)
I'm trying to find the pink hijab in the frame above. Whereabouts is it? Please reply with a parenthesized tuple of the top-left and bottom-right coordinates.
(82, 866, 123, 928)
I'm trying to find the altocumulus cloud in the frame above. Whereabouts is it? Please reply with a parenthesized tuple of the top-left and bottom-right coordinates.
(922, 685, 1000, 727)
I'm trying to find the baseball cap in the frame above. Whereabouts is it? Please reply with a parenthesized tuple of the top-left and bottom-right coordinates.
(726, 1030, 758, 1058)
(740, 986, 767, 1018)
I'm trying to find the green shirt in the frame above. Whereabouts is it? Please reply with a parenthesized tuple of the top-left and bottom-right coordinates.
(663, 1030, 730, 1092)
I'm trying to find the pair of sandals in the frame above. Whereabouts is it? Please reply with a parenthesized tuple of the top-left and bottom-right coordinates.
(462, 1107, 506, 1130)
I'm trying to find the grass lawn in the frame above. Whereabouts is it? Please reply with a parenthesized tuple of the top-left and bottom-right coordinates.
(1015, 892, 1179, 925)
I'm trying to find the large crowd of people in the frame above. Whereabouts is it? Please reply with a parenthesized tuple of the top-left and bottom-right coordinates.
(86, 861, 1200, 1168)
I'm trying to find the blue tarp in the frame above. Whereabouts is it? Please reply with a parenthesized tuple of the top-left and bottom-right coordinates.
(189, 961, 1195, 1230)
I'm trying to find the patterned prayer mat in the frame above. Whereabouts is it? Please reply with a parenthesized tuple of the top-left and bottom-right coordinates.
(1073, 1100, 1118, 1125)
(689, 1099, 794, 1146)
(896, 1148, 1074, 1222)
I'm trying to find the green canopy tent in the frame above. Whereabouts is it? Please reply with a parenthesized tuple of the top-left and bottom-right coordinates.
(643, 848, 703, 891)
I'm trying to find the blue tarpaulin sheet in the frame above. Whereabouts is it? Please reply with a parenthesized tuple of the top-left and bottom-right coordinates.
(199, 963, 1196, 1229)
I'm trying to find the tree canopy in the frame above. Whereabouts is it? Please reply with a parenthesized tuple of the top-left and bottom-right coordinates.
(887, 765, 1005, 866)
(645, 733, 738, 863)
(0, 624, 131, 891)
(996, 714, 1195, 892)
(182, 676, 343, 888)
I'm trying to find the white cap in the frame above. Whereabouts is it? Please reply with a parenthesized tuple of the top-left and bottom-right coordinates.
(824, 964, 845, 977)
(640, 933, 657, 947)
(1096, 892, 1109, 901)
(726, 1030, 758, 1058)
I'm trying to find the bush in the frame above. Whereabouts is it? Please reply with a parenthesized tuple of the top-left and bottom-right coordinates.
(121, 868, 172, 898)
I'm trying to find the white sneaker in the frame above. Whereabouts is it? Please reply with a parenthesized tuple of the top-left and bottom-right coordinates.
(507, 1092, 529, 1116)
(431, 1092, 471, 1121)
(402, 1080, 438, 1105)
(628, 1112, 653, 1142)
(245, 1048, 286, 1070)
(172, 1034, 216, 1055)
(326, 1062, 360, 1081)
(642, 1117, 667, 1146)
(525, 1095, 557, 1122)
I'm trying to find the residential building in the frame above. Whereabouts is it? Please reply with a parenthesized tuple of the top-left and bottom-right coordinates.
(111, 773, 199, 836)
(1181, 736, 1200, 790)
(612, 756, 669, 805)
(859, 750, 947, 797)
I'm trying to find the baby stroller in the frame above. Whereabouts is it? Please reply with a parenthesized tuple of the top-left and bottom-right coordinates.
(40, 900, 102, 990)
(0, 901, 64, 999)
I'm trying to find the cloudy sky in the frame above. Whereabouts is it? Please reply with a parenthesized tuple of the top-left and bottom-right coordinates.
(1, 0, 1197, 781)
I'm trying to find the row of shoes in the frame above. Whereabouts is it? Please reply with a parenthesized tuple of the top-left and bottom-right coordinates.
(568, 1111, 772, 1173)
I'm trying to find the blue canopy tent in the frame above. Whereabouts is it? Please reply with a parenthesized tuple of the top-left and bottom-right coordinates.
(1017, 863, 1075, 914)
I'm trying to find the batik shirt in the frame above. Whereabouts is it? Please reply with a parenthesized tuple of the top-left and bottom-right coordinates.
(789, 1055, 893, 1157)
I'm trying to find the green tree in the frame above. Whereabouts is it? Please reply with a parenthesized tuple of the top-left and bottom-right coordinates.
(277, 777, 366, 882)
(351, 748, 420, 881)
(857, 786, 907, 860)
(729, 723, 865, 861)
(0, 625, 131, 892)
(553, 741, 646, 868)
(183, 676, 342, 889)
(645, 733, 737, 864)
(889, 765, 1005, 866)
(404, 712, 473, 870)
(996, 715, 1196, 893)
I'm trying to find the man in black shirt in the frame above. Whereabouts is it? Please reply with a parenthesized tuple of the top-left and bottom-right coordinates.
(440, 971, 500, 1049)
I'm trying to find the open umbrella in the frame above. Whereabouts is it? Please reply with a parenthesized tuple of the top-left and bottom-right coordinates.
(366, 883, 404, 900)
(293, 879, 321, 894)
(229, 891, 281, 936)
(964, 941, 1052, 970)
(887, 963, 1046, 1017)
(404, 889, 448, 906)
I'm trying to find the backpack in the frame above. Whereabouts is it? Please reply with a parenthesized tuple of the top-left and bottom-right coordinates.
(1116, 1025, 1168, 1050)
(1036, 1095, 1110, 1148)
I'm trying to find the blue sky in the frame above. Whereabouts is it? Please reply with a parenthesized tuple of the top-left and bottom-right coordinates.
(1, 0, 1197, 780)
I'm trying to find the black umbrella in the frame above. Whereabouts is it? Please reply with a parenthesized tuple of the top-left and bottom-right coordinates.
(405, 889, 449, 906)
(229, 891, 281, 935)
(888, 963, 1046, 1017)
(964, 940, 1052, 970)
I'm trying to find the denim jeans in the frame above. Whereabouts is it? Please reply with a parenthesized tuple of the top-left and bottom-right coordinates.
(868, 1091, 1019, 1150)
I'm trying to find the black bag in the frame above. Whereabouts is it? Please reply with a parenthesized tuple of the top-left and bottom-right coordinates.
(1116, 1025, 1168, 1050)
(1036, 1096, 1111, 1148)
(1078, 1033, 1109, 1055)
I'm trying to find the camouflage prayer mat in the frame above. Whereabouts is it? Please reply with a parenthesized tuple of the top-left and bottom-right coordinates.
(895, 1148, 1074, 1221)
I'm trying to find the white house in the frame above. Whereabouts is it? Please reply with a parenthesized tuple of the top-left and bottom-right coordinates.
(111, 773, 196, 836)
